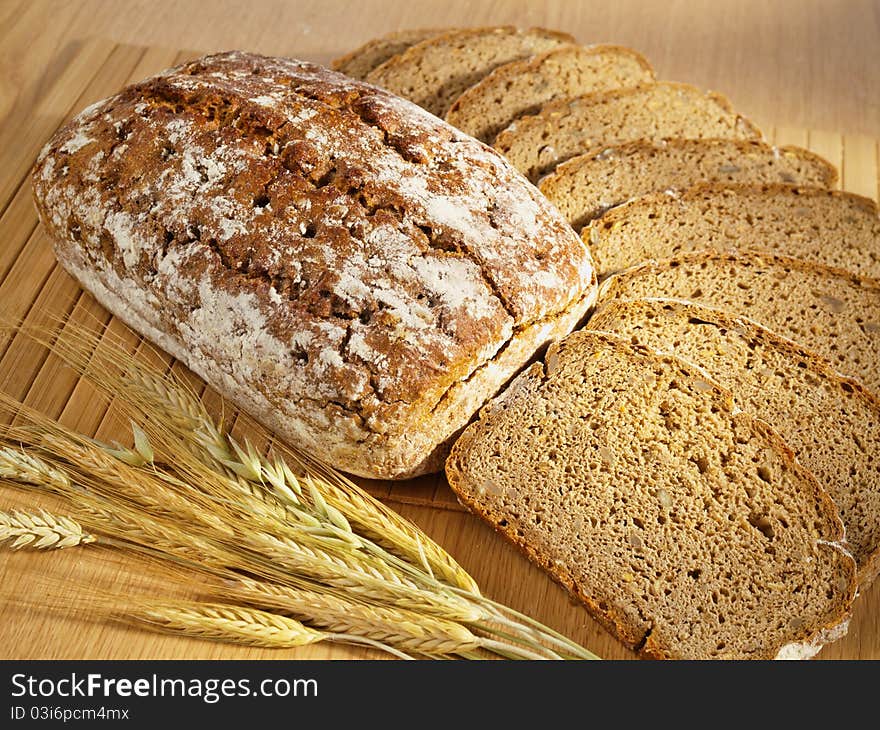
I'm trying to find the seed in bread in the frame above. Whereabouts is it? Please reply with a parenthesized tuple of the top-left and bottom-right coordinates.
(365, 26, 575, 117)
(494, 82, 762, 183)
(586, 183, 880, 278)
(444, 45, 655, 144)
(331, 28, 445, 80)
(540, 139, 837, 228)
(32, 51, 597, 481)
(446, 330, 856, 659)
(589, 297, 880, 584)
(597, 250, 880, 393)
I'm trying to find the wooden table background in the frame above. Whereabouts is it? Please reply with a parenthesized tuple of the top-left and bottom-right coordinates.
(1, 0, 878, 660)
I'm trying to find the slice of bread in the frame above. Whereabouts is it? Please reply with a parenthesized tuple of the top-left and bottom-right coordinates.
(587, 183, 880, 278)
(597, 250, 880, 393)
(494, 82, 762, 182)
(444, 45, 655, 143)
(446, 330, 856, 659)
(540, 139, 838, 228)
(331, 28, 445, 80)
(365, 26, 575, 117)
(589, 297, 880, 584)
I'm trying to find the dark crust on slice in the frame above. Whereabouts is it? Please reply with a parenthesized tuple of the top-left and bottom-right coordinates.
(32, 51, 594, 479)
(446, 331, 856, 659)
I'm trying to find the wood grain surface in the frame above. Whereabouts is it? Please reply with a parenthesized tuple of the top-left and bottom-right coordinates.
(1, 1, 878, 660)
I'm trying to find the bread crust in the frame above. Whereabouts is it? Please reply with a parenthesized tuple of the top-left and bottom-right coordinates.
(32, 51, 595, 479)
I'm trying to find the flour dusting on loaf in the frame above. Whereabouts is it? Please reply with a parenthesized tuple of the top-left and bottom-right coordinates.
(33, 51, 595, 479)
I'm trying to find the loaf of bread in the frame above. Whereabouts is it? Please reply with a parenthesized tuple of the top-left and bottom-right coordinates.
(32, 51, 597, 480)
(589, 297, 880, 583)
(540, 139, 838, 228)
(586, 183, 880, 278)
(365, 27, 575, 117)
(444, 45, 655, 143)
(494, 82, 762, 183)
(597, 251, 880, 393)
(446, 330, 856, 659)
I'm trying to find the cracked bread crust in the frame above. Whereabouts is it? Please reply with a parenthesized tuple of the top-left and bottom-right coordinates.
(32, 51, 596, 479)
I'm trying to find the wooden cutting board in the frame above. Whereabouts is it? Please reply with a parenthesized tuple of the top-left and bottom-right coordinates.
(1, 40, 878, 659)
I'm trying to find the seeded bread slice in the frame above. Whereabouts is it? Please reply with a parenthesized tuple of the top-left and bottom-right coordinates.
(446, 330, 856, 659)
(597, 251, 880, 393)
(540, 139, 838, 228)
(587, 183, 880, 278)
(365, 26, 575, 117)
(494, 82, 763, 182)
(444, 45, 655, 143)
(331, 28, 446, 80)
(589, 297, 880, 584)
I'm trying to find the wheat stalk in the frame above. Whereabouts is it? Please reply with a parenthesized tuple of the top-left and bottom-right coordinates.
(129, 601, 325, 648)
(0, 509, 94, 550)
(221, 577, 481, 657)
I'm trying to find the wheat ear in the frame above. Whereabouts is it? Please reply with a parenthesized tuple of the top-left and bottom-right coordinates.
(129, 601, 325, 648)
(126, 600, 416, 658)
(0, 445, 71, 490)
(221, 578, 482, 657)
(0, 509, 94, 550)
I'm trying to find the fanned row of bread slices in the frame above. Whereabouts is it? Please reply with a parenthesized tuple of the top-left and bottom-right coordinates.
(332, 27, 880, 659)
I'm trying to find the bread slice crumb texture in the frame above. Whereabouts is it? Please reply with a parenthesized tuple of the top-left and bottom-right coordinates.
(331, 28, 446, 80)
(540, 139, 837, 228)
(598, 250, 880, 394)
(445, 45, 655, 143)
(589, 297, 880, 584)
(446, 330, 855, 659)
(365, 26, 575, 117)
(587, 183, 880, 278)
(494, 82, 763, 183)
